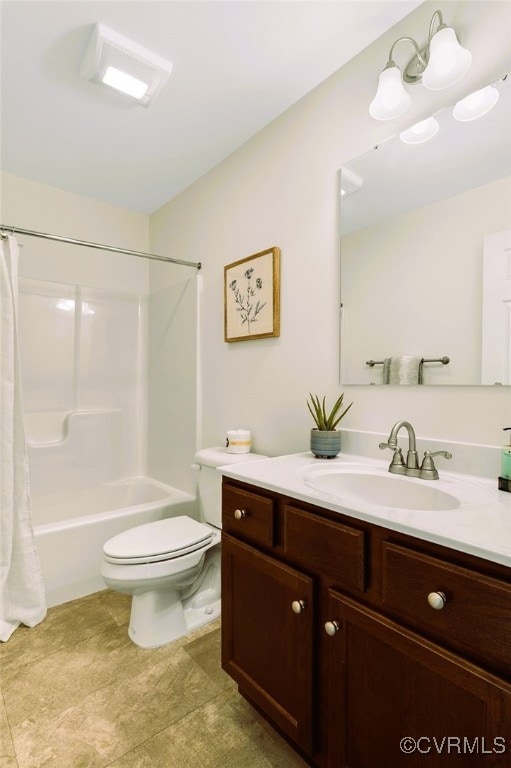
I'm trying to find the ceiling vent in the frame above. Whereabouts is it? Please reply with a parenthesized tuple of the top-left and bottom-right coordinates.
(80, 23, 173, 107)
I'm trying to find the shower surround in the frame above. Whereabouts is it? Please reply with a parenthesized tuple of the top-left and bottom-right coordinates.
(20, 277, 146, 488)
(18, 267, 197, 607)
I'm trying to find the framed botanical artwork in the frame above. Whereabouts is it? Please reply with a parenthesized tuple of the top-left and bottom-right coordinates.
(224, 247, 280, 342)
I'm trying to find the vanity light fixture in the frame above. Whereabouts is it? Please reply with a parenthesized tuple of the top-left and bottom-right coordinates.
(80, 23, 173, 107)
(369, 9, 471, 121)
(369, 62, 411, 121)
(399, 116, 439, 144)
(453, 84, 500, 121)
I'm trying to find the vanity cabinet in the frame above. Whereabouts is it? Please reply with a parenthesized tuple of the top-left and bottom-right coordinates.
(222, 533, 314, 752)
(221, 478, 511, 768)
(326, 593, 511, 768)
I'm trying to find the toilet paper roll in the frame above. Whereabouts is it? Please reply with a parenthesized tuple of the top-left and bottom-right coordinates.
(226, 429, 251, 454)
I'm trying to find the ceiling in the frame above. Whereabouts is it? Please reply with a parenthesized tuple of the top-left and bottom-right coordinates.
(1, 1, 423, 214)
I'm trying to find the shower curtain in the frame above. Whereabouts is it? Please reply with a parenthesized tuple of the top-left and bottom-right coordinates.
(0, 234, 46, 641)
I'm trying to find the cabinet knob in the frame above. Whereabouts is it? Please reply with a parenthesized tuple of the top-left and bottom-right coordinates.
(427, 591, 447, 610)
(324, 621, 340, 636)
(234, 509, 246, 520)
(291, 600, 306, 614)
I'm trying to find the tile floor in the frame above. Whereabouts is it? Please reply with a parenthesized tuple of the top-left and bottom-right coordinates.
(0, 590, 308, 768)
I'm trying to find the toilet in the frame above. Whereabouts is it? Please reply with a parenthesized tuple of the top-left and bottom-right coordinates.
(101, 447, 267, 648)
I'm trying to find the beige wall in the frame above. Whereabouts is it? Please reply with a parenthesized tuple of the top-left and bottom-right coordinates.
(149, 1, 511, 460)
(1, 172, 149, 291)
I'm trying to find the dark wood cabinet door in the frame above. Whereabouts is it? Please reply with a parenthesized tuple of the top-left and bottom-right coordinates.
(326, 591, 511, 768)
(222, 533, 315, 753)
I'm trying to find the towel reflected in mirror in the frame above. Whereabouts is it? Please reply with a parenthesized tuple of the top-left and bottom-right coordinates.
(383, 356, 423, 385)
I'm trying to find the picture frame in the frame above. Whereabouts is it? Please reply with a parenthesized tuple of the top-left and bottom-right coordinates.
(224, 247, 280, 342)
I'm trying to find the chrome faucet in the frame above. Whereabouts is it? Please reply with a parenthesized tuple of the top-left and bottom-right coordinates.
(379, 421, 452, 480)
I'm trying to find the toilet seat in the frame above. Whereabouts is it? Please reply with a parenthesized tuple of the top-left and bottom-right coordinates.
(103, 516, 213, 565)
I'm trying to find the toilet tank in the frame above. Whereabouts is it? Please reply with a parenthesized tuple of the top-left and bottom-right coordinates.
(194, 447, 268, 528)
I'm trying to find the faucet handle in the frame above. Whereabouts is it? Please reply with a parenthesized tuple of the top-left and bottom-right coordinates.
(423, 450, 453, 463)
(379, 442, 405, 468)
(420, 450, 452, 480)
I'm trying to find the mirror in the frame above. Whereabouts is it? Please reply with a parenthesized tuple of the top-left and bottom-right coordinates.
(340, 74, 511, 385)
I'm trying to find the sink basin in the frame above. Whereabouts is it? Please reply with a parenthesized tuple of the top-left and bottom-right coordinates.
(303, 466, 494, 512)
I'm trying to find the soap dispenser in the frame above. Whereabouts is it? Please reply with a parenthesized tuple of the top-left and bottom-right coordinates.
(498, 427, 511, 493)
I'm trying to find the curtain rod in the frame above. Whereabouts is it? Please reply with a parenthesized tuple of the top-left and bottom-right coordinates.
(0, 224, 201, 270)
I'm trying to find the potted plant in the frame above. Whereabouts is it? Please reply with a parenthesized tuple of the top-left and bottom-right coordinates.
(307, 392, 353, 458)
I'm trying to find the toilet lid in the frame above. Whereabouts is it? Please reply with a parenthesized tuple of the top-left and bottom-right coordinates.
(103, 516, 213, 565)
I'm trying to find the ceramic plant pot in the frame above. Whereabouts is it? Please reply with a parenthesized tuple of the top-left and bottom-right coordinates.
(310, 428, 342, 459)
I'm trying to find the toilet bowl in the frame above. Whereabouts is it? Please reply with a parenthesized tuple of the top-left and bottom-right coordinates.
(101, 447, 267, 648)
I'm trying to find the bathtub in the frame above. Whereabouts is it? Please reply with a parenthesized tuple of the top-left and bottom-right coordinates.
(32, 477, 197, 607)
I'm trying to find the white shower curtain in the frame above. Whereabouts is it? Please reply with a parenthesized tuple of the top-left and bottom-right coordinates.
(0, 234, 46, 641)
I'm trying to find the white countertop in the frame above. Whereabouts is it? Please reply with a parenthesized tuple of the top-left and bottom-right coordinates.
(218, 452, 511, 568)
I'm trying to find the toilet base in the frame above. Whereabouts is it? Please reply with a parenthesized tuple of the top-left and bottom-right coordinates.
(183, 597, 221, 635)
(128, 588, 185, 648)
(128, 592, 221, 649)
(127, 548, 221, 648)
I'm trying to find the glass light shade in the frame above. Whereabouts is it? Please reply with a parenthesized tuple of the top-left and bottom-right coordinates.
(453, 85, 499, 121)
(422, 27, 472, 91)
(399, 116, 439, 144)
(369, 64, 411, 120)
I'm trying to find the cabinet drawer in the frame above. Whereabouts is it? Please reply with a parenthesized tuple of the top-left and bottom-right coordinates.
(382, 542, 511, 673)
(283, 504, 366, 591)
(222, 484, 275, 547)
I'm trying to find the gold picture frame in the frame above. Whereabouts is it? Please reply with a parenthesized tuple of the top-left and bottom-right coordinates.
(224, 247, 280, 342)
